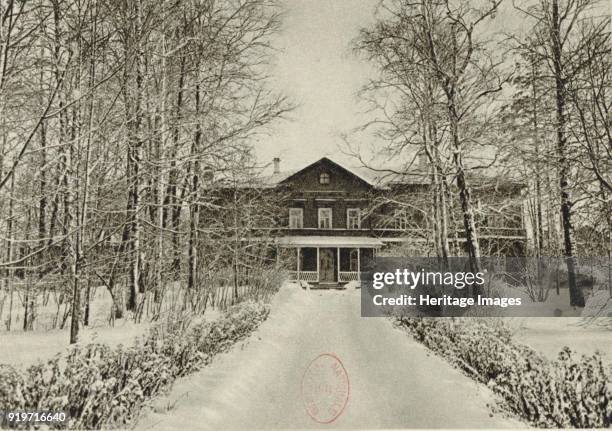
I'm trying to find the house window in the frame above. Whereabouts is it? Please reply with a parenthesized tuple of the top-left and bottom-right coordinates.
(289, 208, 303, 229)
(347, 208, 361, 229)
(349, 249, 359, 271)
(318, 208, 332, 229)
(319, 172, 330, 185)
(486, 213, 506, 228)
(394, 209, 408, 230)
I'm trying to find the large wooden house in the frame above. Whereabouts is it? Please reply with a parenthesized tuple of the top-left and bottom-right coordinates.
(256, 157, 529, 286)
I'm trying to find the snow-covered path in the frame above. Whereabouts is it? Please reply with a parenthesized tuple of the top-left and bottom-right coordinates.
(136, 285, 522, 430)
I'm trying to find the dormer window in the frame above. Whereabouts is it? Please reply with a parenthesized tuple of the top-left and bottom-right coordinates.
(319, 172, 330, 185)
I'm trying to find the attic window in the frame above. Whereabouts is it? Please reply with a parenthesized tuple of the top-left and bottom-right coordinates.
(319, 172, 330, 185)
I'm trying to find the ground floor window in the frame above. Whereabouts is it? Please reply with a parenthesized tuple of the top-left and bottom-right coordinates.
(284, 247, 376, 282)
(349, 249, 359, 271)
(300, 248, 318, 271)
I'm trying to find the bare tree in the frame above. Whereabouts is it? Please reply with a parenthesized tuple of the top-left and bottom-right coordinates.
(512, 0, 609, 306)
(355, 0, 506, 283)
(0, 0, 291, 341)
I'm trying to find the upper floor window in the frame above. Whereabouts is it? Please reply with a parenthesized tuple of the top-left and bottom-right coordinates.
(318, 208, 332, 229)
(319, 172, 330, 185)
(347, 208, 361, 229)
(289, 208, 303, 229)
(394, 209, 408, 230)
(485, 213, 513, 228)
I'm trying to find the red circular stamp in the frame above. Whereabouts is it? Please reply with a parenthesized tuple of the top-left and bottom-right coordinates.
(301, 353, 350, 424)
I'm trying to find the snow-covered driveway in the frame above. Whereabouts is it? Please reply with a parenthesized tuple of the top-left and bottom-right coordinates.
(136, 285, 522, 430)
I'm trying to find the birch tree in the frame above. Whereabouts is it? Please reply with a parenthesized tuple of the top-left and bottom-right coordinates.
(0, 0, 290, 341)
(356, 0, 506, 281)
(512, 0, 610, 306)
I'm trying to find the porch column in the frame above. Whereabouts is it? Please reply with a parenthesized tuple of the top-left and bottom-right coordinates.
(337, 248, 340, 282)
(297, 247, 301, 281)
(316, 247, 320, 282)
(357, 248, 361, 281)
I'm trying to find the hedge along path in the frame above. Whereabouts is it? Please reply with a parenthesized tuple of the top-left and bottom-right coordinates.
(396, 317, 612, 429)
(0, 301, 271, 429)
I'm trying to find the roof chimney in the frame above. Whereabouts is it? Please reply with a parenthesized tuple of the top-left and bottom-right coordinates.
(273, 157, 280, 174)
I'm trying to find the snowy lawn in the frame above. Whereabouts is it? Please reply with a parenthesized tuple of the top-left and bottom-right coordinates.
(0, 284, 225, 368)
(504, 288, 612, 362)
(0, 318, 150, 367)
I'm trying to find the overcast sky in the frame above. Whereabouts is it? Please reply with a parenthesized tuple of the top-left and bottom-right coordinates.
(254, 0, 530, 175)
(255, 0, 379, 173)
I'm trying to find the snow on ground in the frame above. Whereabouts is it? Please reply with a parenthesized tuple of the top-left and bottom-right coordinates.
(1, 284, 117, 333)
(582, 289, 612, 318)
(470, 283, 612, 362)
(0, 318, 150, 367)
(0, 286, 150, 367)
(0, 285, 224, 368)
(135, 284, 523, 430)
(2, 278, 608, 428)
(503, 289, 612, 362)
(511, 317, 612, 362)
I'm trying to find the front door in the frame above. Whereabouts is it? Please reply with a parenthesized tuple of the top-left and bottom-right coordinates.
(319, 248, 335, 282)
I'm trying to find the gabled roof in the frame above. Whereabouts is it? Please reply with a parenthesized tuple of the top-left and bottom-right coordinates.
(259, 169, 300, 187)
(219, 156, 525, 190)
(350, 166, 431, 187)
(279, 157, 377, 188)
(259, 157, 431, 189)
(199, 157, 430, 190)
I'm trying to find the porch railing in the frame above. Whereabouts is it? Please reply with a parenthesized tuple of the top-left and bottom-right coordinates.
(338, 271, 360, 282)
(288, 271, 319, 283)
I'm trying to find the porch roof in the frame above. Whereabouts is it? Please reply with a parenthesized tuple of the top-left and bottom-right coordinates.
(276, 236, 384, 248)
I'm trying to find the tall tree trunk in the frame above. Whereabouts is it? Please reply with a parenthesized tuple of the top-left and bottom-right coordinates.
(69, 240, 80, 343)
(81, 5, 97, 326)
(428, 120, 449, 266)
(448, 99, 481, 278)
(437, 172, 450, 263)
(233, 189, 240, 303)
(154, 16, 167, 305)
(166, 55, 186, 274)
(531, 60, 544, 256)
(188, 84, 202, 292)
(5, 161, 14, 330)
(70, 43, 85, 344)
(551, 0, 584, 307)
(127, 0, 145, 313)
(38, 119, 47, 270)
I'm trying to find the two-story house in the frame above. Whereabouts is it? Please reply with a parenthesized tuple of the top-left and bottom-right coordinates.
(203, 156, 529, 287)
(269, 157, 384, 285)
(263, 157, 528, 286)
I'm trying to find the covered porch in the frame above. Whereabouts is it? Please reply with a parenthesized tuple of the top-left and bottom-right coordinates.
(277, 236, 383, 284)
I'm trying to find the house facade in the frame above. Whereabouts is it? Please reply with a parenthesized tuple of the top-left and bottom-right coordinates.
(265, 157, 529, 286)
(273, 158, 382, 285)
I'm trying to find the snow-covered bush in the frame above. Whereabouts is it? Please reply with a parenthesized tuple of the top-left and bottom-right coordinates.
(0, 301, 270, 429)
(397, 317, 611, 428)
